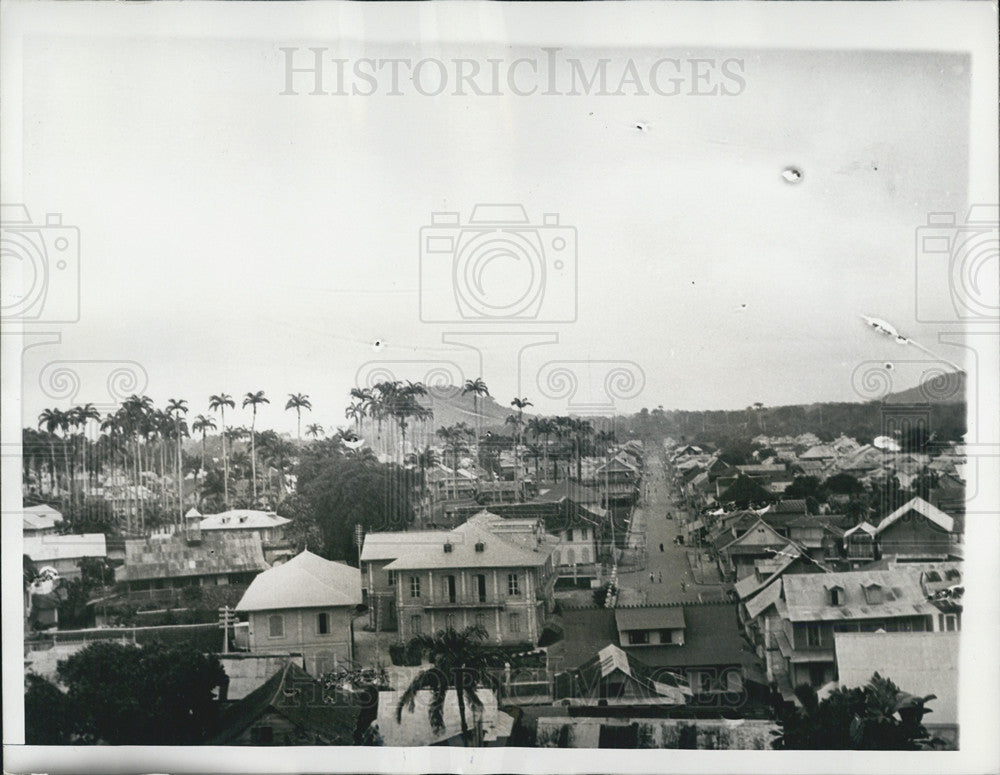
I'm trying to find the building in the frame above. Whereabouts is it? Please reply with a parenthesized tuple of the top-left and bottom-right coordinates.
(553, 644, 691, 707)
(873, 497, 956, 560)
(615, 606, 686, 648)
(761, 570, 941, 694)
(386, 519, 556, 645)
(210, 660, 358, 745)
(360, 528, 454, 632)
(833, 631, 959, 747)
(22, 504, 64, 536)
(119, 532, 267, 593)
(196, 509, 293, 564)
(23, 533, 106, 580)
(375, 687, 514, 746)
(235, 550, 362, 676)
(714, 518, 794, 581)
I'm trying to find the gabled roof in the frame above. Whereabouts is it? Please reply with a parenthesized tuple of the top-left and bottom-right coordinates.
(875, 497, 954, 535)
(209, 661, 358, 745)
(384, 519, 551, 572)
(555, 644, 692, 705)
(718, 475, 778, 506)
(122, 533, 267, 582)
(781, 569, 939, 622)
(717, 518, 787, 553)
(23, 504, 65, 532)
(800, 445, 838, 460)
(735, 545, 803, 601)
(843, 521, 877, 538)
(744, 577, 784, 620)
(531, 480, 601, 504)
(236, 550, 361, 611)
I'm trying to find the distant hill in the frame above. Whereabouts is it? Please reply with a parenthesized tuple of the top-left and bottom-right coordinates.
(421, 386, 519, 431)
(885, 370, 965, 405)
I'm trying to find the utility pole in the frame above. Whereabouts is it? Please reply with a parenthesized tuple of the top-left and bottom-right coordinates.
(218, 605, 236, 653)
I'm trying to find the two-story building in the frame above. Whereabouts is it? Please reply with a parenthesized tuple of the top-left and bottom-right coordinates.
(386, 519, 556, 645)
(236, 550, 362, 676)
(873, 497, 956, 560)
(758, 569, 940, 695)
(197, 509, 293, 564)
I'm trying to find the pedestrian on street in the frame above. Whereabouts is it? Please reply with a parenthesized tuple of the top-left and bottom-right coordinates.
(649, 572, 655, 583)
(659, 543, 664, 552)
(658, 571, 663, 584)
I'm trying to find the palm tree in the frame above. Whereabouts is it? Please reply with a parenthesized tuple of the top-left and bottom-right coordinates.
(461, 378, 490, 457)
(344, 402, 365, 436)
(527, 417, 556, 484)
(242, 391, 269, 502)
(122, 394, 154, 531)
(208, 393, 236, 508)
(396, 626, 492, 746)
(285, 393, 312, 440)
(69, 403, 100, 504)
(37, 408, 67, 498)
(436, 423, 473, 499)
(305, 423, 324, 439)
(509, 397, 532, 498)
(191, 414, 217, 489)
(166, 398, 189, 526)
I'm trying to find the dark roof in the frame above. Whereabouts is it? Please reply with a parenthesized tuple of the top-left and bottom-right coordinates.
(718, 475, 778, 506)
(121, 533, 268, 582)
(769, 499, 807, 515)
(209, 661, 358, 745)
(531, 480, 602, 504)
(449, 499, 600, 534)
(558, 602, 756, 671)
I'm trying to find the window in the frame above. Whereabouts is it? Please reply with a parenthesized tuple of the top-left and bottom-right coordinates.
(567, 529, 574, 542)
(410, 576, 421, 598)
(507, 573, 520, 596)
(475, 574, 487, 603)
(475, 613, 486, 631)
(250, 725, 273, 744)
(446, 575, 457, 603)
(580, 548, 590, 564)
(445, 613, 456, 629)
(387, 570, 395, 587)
(509, 613, 521, 633)
(629, 630, 649, 644)
(410, 615, 422, 635)
(805, 624, 822, 648)
(829, 587, 842, 606)
(659, 629, 673, 644)
(940, 614, 958, 632)
(268, 614, 284, 638)
(317, 612, 329, 635)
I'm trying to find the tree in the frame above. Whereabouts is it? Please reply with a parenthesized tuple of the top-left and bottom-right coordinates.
(191, 414, 217, 492)
(305, 423, 325, 439)
(38, 407, 70, 502)
(242, 391, 270, 503)
(166, 398, 189, 526)
(436, 423, 473, 499)
(508, 397, 533, 496)
(396, 626, 492, 746)
(208, 393, 236, 509)
(25, 674, 74, 744)
(54, 640, 226, 745)
(285, 392, 313, 440)
(785, 476, 823, 500)
(461, 378, 490, 457)
(773, 673, 936, 750)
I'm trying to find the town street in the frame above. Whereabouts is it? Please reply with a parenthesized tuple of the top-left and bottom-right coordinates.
(617, 450, 724, 605)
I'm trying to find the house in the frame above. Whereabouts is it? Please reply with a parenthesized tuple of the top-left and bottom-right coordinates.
(873, 497, 956, 559)
(717, 474, 778, 509)
(765, 570, 941, 695)
(843, 521, 878, 564)
(235, 550, 362, 676)
(553, 644, 691, 706)
(375, 687, 514, 746)
(22, 504, 64, 536)
(833, 631, 959, 747)
(386, 519, 556, 645)
(615, 606, 686, 647)
(23, 533, 106, 580)
(532, 480, 602, 508)
(218, 653, 306, 700)
(120, 532, 267, 593)
(360, 528, 456, 632)
(714, 518, 793, 581)
(209, 660, 358, 745)
(197, 509, 293, 563)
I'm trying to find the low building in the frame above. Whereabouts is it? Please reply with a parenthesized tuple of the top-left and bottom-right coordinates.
(119, 532, 267, 593)
(22, 504, 64, 536)
(873, 497, 956, 560)
(553, 644, 691, 707)
(834, 631, 959, 747)
(235, 550, 362, 676)
(197, 509, 293, 564)
(615, 606, 686, 648)
(375, 687, 514, 746)
(386, 519, 556, 645)
(209, 660, 358, 745)
(23, 533, 106, 580)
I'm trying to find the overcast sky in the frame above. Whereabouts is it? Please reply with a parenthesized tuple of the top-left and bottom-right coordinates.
(14, 37, 971, 433)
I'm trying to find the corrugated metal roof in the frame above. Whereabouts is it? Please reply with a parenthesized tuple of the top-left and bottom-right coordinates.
(384, 520, 550, 571)
(24, 533, 106, 562)
(614, 605, 686, 632)
(121, 533, 267, 581)
(782, 569, 937, 622)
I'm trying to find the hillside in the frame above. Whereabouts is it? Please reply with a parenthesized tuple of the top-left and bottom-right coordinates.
(421, 387, 516, 431)
(885, 370, 965, 405)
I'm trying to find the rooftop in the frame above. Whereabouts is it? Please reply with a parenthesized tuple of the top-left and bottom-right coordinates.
(383, 520, 551, 572)
(360, 529, 455, 562)
(121, 533, 267, 582)
(875, 497, 954, 535)
(199, 509, 291, 530)
(615, 605, 685, 632)
(23, 533, 106, 563)
(781, 569, 939, 622)
(236, 550, 362, 611)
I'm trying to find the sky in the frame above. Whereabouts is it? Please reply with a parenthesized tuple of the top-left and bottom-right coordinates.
(10, 35, 973, 434)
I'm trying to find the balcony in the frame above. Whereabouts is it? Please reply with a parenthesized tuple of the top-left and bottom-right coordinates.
(421, 595, 508, 609)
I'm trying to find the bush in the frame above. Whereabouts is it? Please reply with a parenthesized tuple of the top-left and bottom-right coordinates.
(388, 641, 423, 667)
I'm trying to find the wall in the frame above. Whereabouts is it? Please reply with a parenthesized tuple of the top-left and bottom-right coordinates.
(536, 717, 778, 749)
(879, 516, 951, 557)
(247, 606, 353, 675)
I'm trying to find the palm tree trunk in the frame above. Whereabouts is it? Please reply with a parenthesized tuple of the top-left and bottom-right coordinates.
(250, 412, 258, 502)
(456, 686, 470, 746)
(221, 407, 229, 508)
(176, 422, 183, 527)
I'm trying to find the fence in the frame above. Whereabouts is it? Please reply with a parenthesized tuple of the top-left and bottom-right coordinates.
(26, 622, 223, 653)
